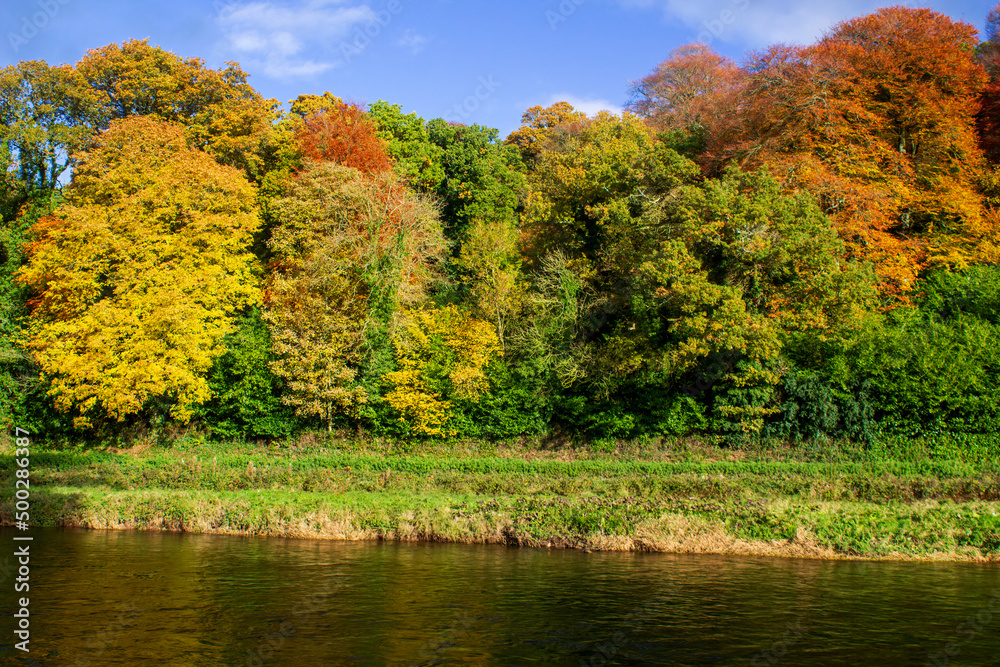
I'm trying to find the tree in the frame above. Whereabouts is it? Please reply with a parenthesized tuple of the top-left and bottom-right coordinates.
(264, 161, 446, 430)
(721, 8, 992, 295)
(368, 100, 446, 192)
(978, 4, 1000, 163)
(199, 308, 295, 440)
(425, 120, 525, 245)
(0, 61, 98, 216)
(384, 305, 500, 436)
(294, 101, 393, 175)
(505, 101, 586, 163)
(17, 117, 261, 427)
(627, 43, 739, 151)
(454, 217, 524, 354)
(521, 111, 698, 265)
(75, 39, 279, 180)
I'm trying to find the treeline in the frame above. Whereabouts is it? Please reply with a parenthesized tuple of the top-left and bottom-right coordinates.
(2, 5, 1000, 445)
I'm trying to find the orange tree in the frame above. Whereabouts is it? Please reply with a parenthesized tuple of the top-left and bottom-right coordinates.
(719, 7, 992, 297)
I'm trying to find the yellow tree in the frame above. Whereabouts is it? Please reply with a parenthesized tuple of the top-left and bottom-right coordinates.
(385, 305, 500, 436)
(265, 161, 446, 430)
(505, 101, 587, 163)
(454, 217, 524, 355)
(18, 117, 261, 427)
(74, 39, 279, 180)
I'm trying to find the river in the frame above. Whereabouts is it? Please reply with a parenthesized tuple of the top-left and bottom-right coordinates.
(1, 527, 998, 665)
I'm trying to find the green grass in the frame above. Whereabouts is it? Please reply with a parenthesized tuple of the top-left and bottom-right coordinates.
(2, 434, 999, 559)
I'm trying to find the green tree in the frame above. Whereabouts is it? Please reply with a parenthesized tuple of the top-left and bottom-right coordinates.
(199, 309, 295, 440)
(426, 120, 525, 245)
(0, 61, 98, 216)
(368, 100, 446, 192)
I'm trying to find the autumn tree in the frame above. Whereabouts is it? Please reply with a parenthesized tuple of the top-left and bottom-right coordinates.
(294, 100, 393, 175)
(505, 101, 586, 163)
(721, 7, 992, 294)
(979, 3, 1000, 79)
(978, 4, 1000, 164)
(454, 217, 524, 354)
(264, 161, 446, 430)
(74, 39, 279, 180)
(17, 117, 261, 427)
(627, 43, 740, 155)
(519, 107, 875, 433)
(385, 305, 500, 436)
(517, 111, 699, 394)
(521, 111, 697, 266)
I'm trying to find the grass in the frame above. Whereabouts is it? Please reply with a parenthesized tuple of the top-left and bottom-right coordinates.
(2, 433, 999, 560)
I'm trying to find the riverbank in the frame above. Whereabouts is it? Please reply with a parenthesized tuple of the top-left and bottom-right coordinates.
(3, 435, 999, 561)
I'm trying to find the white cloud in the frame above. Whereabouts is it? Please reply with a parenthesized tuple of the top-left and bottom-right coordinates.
(217, 0, 377, 78)
(615, 0, 928, 48)
(545, 93, 624, 117)
(396, 28, 428, 54)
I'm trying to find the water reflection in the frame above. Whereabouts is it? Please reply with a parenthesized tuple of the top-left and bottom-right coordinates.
(0, 527, 997, 665)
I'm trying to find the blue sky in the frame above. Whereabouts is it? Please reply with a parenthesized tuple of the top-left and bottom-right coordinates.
(0, 0, 990, 138)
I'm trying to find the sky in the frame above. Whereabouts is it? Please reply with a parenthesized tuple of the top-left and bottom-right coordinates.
(0, 0, 991, 139)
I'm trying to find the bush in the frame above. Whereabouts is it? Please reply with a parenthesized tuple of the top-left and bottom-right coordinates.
(763, 370, 875, 444)
(841, 305, 1000, 436)
(198, 310, 297, 440)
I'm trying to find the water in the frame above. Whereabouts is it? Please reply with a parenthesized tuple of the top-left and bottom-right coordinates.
(1, 527, 998, 665)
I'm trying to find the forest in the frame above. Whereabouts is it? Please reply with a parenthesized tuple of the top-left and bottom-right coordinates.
(2, 4, 1000, 448)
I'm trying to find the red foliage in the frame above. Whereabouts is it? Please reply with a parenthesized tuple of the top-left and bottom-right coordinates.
(295, 102, 392, 175)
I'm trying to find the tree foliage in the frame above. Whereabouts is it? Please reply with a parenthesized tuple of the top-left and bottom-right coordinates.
(6, 15, 1000, 444)
(719, 8, 991, 295)
(627, 44, 739, 150)
(505, 101, 587, 163)
(75, 39, 279, 179)
(264, 161, 446, 430)
(295, 101, 393, 175)
(0, 61, 97, 214)
(17, 117, 260, 427)
(385, 305, 500, 436)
